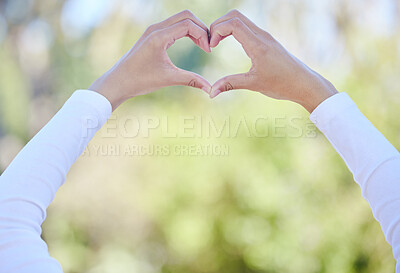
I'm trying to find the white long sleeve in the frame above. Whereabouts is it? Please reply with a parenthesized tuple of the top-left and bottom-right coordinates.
(310, 92, 400, 271)
(1, 90, 399, 272)
(0, 90, 112, 273)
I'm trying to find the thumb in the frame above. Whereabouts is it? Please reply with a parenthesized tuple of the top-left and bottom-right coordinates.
(210, 73, 251, 98)
(173, 68, 212, 94)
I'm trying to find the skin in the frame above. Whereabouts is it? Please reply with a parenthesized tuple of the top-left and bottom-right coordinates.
(209, 10, 338, 113)
(90, 10, 338, 113)
(90, 10, 212, 111)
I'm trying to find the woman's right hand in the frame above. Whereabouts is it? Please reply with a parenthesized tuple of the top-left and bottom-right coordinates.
(89, 10, 212, 111)
(209, 10, 338, 113)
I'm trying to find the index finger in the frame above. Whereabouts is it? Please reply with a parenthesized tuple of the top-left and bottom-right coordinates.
(153, 18, 210, 53)
(156, 10, 209, 33)
(137, 10, 210, 51)
(210, 9, 262, 35)
(209, 17, 259, 54)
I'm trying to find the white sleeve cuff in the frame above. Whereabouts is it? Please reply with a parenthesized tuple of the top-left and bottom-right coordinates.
(309, 92, 355, 128)
(67, 89, 112, 125)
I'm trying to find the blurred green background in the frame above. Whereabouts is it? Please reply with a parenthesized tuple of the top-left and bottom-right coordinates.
(1, 0, 400, 272)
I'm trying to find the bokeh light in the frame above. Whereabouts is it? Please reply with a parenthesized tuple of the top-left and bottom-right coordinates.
(0, 0, 399, 272)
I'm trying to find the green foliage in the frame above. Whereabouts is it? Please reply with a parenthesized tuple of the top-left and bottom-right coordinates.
(1, 0, 399, 272)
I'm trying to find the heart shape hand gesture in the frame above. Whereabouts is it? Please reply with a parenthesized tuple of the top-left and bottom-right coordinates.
(90, 10, 337, 113)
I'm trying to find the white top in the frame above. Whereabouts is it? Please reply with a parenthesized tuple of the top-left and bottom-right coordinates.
(0, 90, 399, 272)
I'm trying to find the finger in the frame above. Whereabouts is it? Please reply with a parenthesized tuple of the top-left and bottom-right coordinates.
(138, 10, 210, 51)
(153, 10, 208, 33)
(155, 18, 211, 53)
(209, 17, 259, 52)
(210, 73, 251, 98)
(188, 35, 208, 52)
(210, 9, 262, 36)
(173, 68, 212, 94)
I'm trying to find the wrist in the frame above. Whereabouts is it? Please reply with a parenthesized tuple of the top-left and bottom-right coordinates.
(89, 74, 127, 111)
(299, 77, 338, 113)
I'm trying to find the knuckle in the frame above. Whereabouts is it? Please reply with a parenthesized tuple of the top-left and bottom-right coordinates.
(181, 18, 192, 27)
(258, 42, 270, 55)
(181, 9, 193, 17)
(265, 31, 275, 41)
(229, 9, 241, 17)
(225, 82, 234, 91)
(210, 22, 217, 32)
(188, 79, 197, 87)
(231, 17, 242, 27)
(145, 24, 156, 34)
(147, 31, 161, 46)
(261, 31, 275, 44)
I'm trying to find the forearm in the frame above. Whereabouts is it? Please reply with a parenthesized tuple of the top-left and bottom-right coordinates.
(310, 92, 400, 269)
(0, 90, 111, 273)
(0, 11, 213, 272)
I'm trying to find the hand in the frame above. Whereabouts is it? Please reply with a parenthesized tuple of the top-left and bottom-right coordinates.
(209, 10, 338, 113)
(89, 10, 212, 111)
